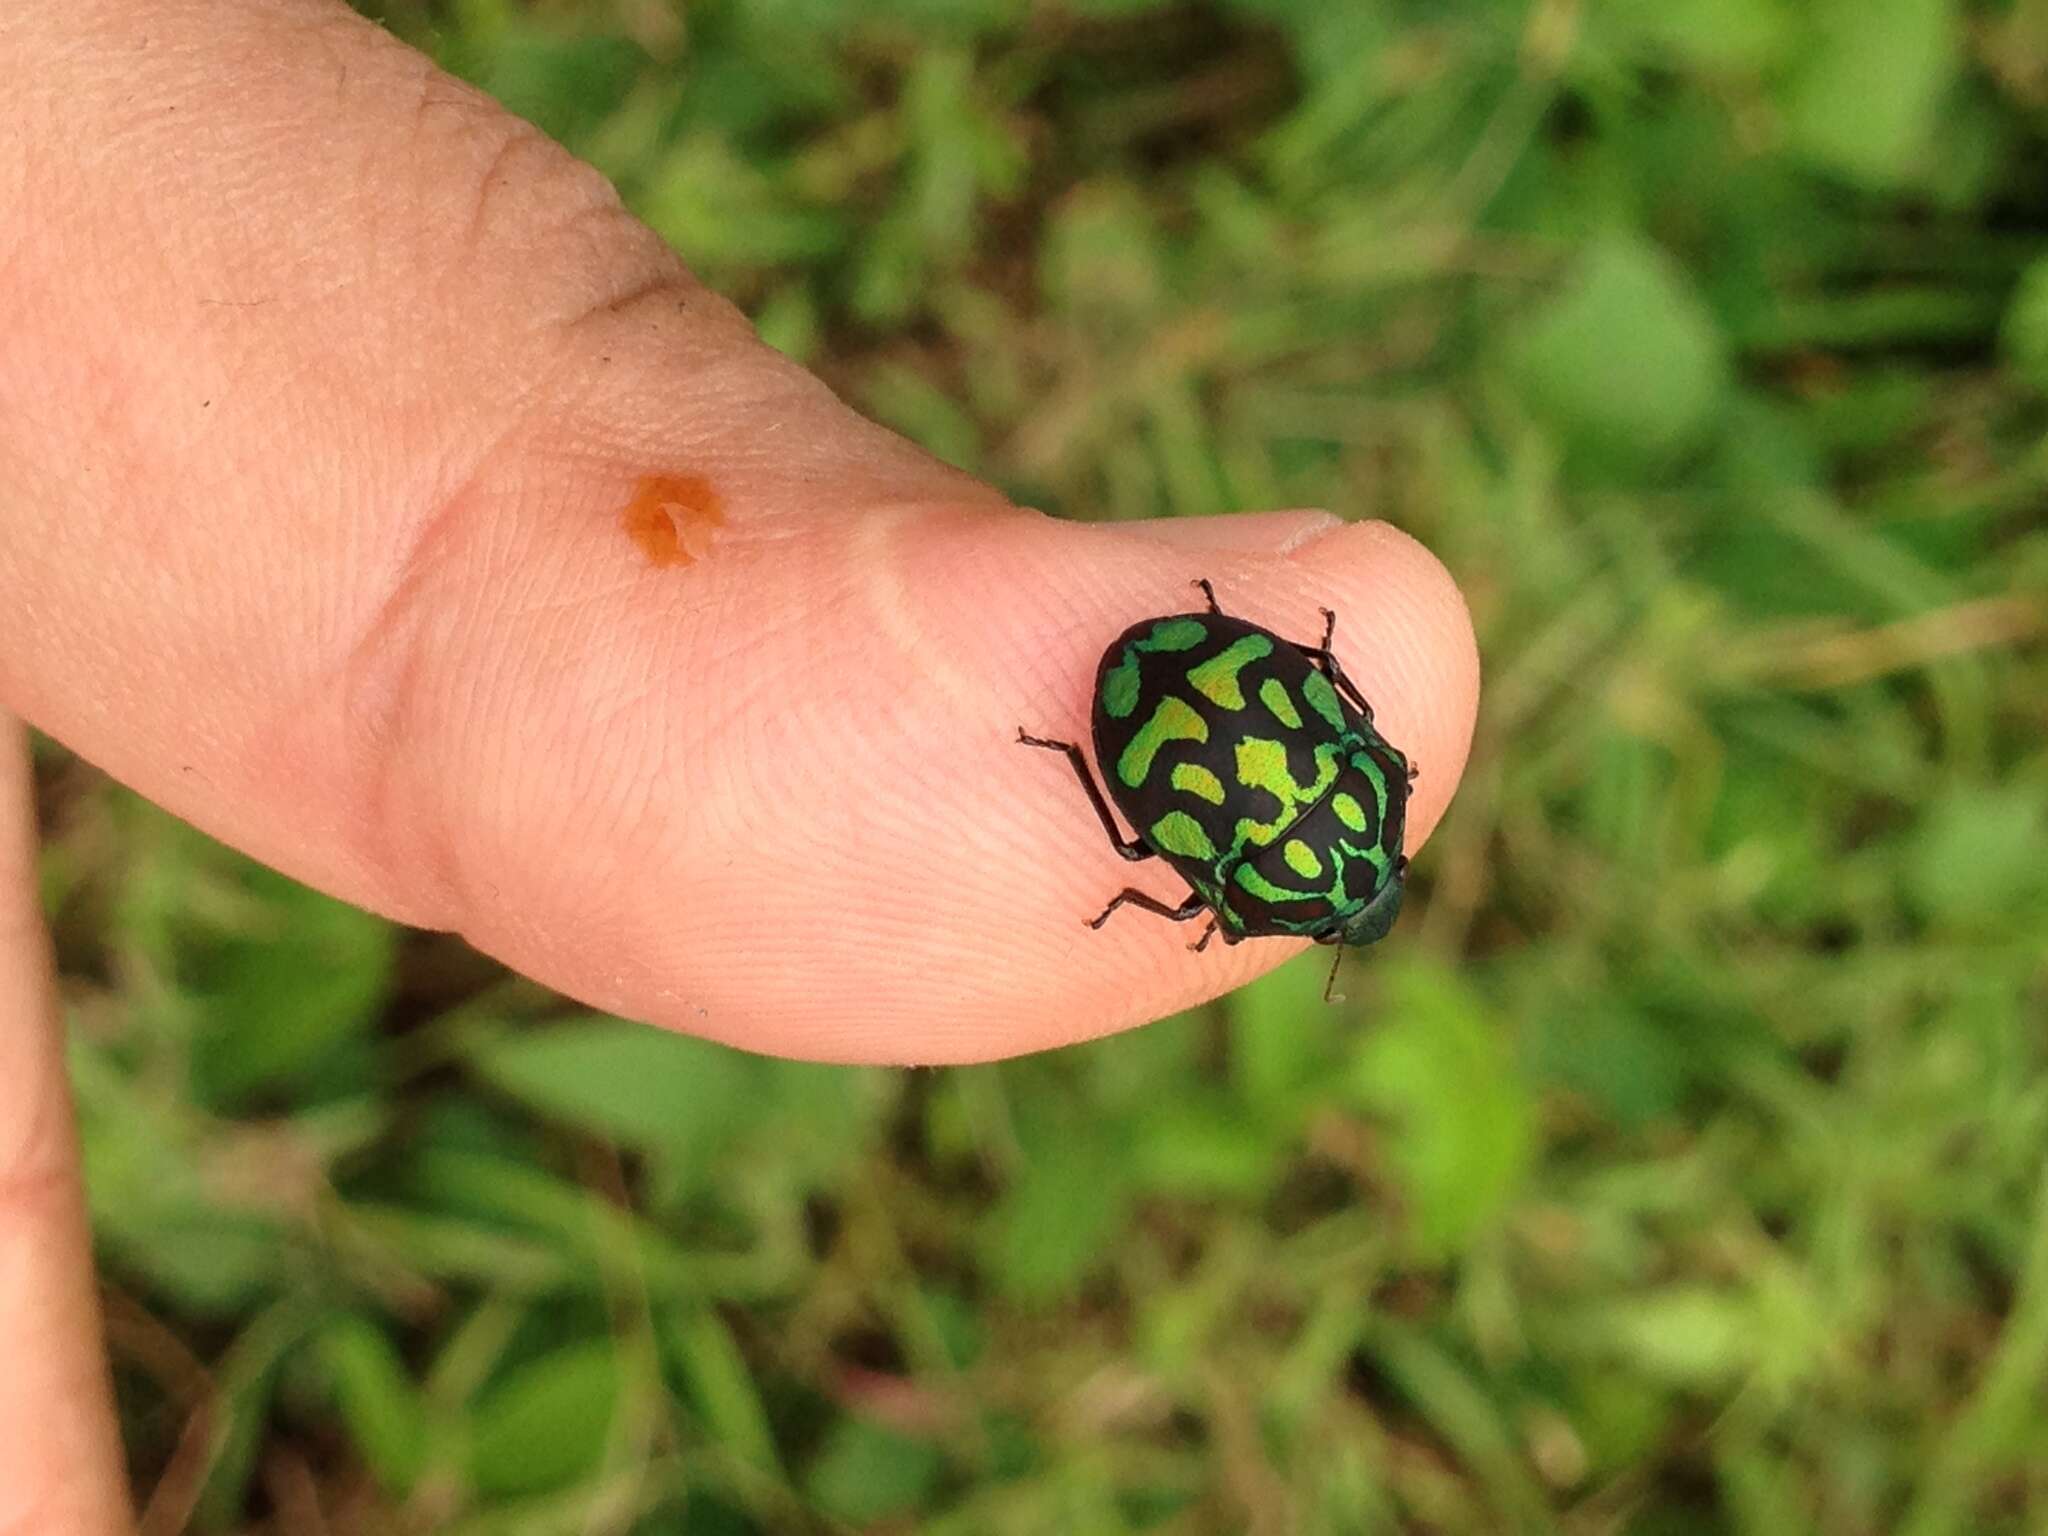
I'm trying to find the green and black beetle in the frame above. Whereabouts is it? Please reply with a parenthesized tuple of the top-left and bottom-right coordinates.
(1020, 579, 1415, 965)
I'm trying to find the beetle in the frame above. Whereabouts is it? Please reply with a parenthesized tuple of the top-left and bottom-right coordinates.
(1019, 579, 1415, 965)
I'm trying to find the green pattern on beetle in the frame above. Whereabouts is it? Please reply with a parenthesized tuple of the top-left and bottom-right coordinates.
(1117, 696, 1207, 789)
(1018, 579, 1415, 958)
(1230, 737, 1340, 848)
(1259, 677, 1303, 729)
(1171, 762, 1226, 804)
(1103, 618, 1207, 719)
(1100, 656, 1141, 719)
(1185, 633, 1272, 709)
(1142, 618, 1207, 652)
(1301, 670, 1346, 731)
(1149, 810, 1217, 861)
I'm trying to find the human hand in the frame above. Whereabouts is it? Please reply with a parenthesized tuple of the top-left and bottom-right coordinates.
(1, 2, 1477, 1524)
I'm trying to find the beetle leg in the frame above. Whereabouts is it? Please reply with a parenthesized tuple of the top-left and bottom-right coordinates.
(1088, 888, 1210, 931)
(1017, 730, 1155, 861)
(1290, 608, 1375, 724)
(1192, 577, 1223, 615)
(1189, 919, 1218, 952)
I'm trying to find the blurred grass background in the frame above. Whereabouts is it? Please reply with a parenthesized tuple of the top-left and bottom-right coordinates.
(28, 0, 2048, 1529)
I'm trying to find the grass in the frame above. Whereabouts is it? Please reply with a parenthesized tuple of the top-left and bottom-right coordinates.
(29, 0, 2048, 1530)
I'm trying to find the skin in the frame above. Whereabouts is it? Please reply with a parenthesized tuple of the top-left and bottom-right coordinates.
(0, 3, 1481, 1526)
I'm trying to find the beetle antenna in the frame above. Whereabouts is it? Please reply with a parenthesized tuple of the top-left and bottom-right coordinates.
(1323, 944, 1346, 1005)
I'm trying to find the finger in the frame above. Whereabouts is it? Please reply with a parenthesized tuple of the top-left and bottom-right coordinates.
(0, 2, 1478, 1063)
(0, 716, 134, 1536)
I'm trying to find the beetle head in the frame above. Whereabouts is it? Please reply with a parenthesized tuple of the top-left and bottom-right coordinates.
(1336, 857, 1407, 947)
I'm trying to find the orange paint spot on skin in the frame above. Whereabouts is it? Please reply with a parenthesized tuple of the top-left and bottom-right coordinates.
(621, 473, 724, 567)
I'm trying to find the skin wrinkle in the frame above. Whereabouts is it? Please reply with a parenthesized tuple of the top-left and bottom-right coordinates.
(445, 102, 554, 263)
(0, 904, 70, 1198)
(320, 259, 722, 929)
(1270, 516, 1343, 557)
(328, 500, 476, 926)
(860, 504, 1008, 727)
(285, 6, 364, 100)
(0, 1157, 79, 1253)
(443, 131, 674, 334)
(886, 507, 1123, 731)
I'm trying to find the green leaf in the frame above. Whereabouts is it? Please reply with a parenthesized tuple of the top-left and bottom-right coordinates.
(745, 1059, 890, 1186)
(196, 1303, 315, 1529)
(921, 1288, 985, 1372)
(345, 1203, 578, 1291)
(1601, 0, 1796, 73)
(72, 1046, 295, 1315)
(1527, 1000, 1688, 1130)
(1607, 1289, 1755, 1387)
(1909, 784, 2048, 925)
(1225, 0, 1385, 82)
(318, 1316, 430, 1496)
(1507, 233, 1731, 470)
(1063, 0, 1176, 14)
(1368, 1326, 1548, 1521)
(805, 1418, 943, 1525)
(637, 140, 849, 270)
(1040, 180, 1166, 320)
(2002, 258, 2048, 395)
(1228, 948, 1346, 1118)
(855, 0, 1020, 32)
(1132, 1093, 1281, 1198)
(107, 1212, 291, 1317)
(450, 25, 647, 150)
(664, 1308, 781, 1473)
(1783, 0, 1959, 189)
(471, 1017, 755, 1160)
(398, 1148, 702, 1295)
(984, 1127, 1131, 1305)
(188, 866, 394, 1106)
(1347, 963, 1534, 1257)
(467, 1341, 622, 1497)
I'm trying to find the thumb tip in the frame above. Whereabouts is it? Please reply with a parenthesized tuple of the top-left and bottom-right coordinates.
(1073, 511, 1479, 846)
